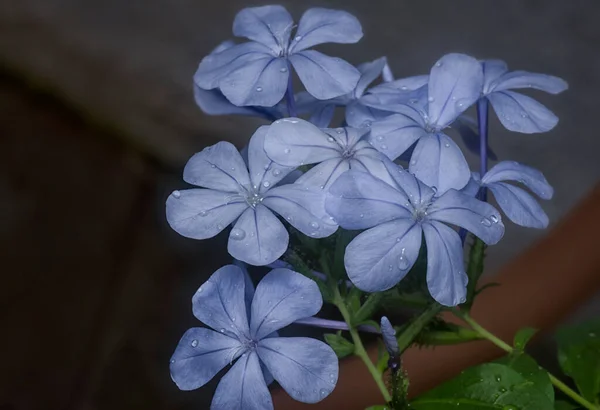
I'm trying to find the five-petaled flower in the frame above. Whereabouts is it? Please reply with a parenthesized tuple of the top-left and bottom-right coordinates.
(194, 5, 363, 107)
(166, 126, 338, 266)
(264, 118, 392, 190)
(170, 265, 338, 409)
(462, 160, 554, 228)
(325, 160, 505, 306)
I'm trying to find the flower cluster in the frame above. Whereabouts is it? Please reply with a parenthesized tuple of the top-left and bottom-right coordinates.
(169, 4, 566, 408)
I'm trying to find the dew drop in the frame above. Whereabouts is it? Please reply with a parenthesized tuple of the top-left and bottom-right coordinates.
(520, 112, 528, 118)
(398, 248, 410, 270)
(480, 217, 492, 227)
(459, 296, 466, 304)
(444, 142, 450, 147)
(495, 375, 501, 382)
(230, 228, 246, 240)
(217, 224, 224, 230)
(220, 328, 225, 333)
(319, 185, 324, 189)
(401, 85, 408, 90)
(380, 144, 388, 150)
(294, 35, 303, 41)
(263, 181, 271, 188)
(359, 213, 364, 218)
(280, 67, 288, 73)
(364, 121, 372, 127)
(336, 128, 344, 134)
(499, 387, 507, 393)
(388, 264, 393, 271)
(435, 61, 443, 67)
(428, 96, 435, 102)
(284, 148, 291, 154)
(310, 221, 320, 229)
(256, 86, 263, 92)
(263, 164, 270, 170)
(272, 168, 281, 176)
(376, 135, 385, 142)
(327, 136, 335, 142)
(172, 190, 181, 199)
(490, 215, 499, 224)
(319, 388, 329, 396)
(211, 164, 216, 168)
(250, 232, 256, 237)
(199, 210, 207, 217)
(410, 160, 417, 165)
(191, 339, 198, 348)
(410, 99, 418, 104)
(170, 359, 175, 364)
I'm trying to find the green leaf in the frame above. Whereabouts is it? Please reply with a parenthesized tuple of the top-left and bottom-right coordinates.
(365, 406, 390, 410)
(346, 286, 362, 315)
(396, 304, 442, 353)
(513, 328, 538, 351)
(554, 401, 578, 410)
(353, 292, 384, 326)
(417, 326, 483, 346)
(496, 353, 554, 402)
(324, 333, 354, 359)
(556, 320, 600, 403)
(411, 363, 554, 410)
(333, 229, 356, 279)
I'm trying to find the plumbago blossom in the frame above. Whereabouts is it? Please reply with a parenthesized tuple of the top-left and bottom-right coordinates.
(170, 265, 338, 409)
(463, 161, 554, 228)
(325, 160, 504, 306)
(167, 4, 570, 409)
(166, 126, 337, 266)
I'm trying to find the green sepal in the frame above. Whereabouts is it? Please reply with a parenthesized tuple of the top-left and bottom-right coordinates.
(324, 332, 355, 359)
(513, 327, 538, 351)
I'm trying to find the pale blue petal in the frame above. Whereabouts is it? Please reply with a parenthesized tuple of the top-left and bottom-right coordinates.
(461, 173, 482, 197)
(428, 54, 484, 128)
(368, 113, 429, 160)
(279, 169, 304, 185)
(492, 71, 568, 94)
(170, 327, 243, 391)
(228, 205, 289, 266)
(481, 59, 508, 93)
(194, 85, 274, 118)
(183, 141, 250, 191)
(233, 260, 256, 319)
(326, 170, 412, 230)
(192, 265, 252, 338)
(427, 189, 505, 245)
(289, 8, 362, 52)
(382, 62, 394, 82)
(345, 100, 392, 128)
(452, 115, 498, 161)
(368, 75, 429, 95)
(345, 219, 422, 292)
(355, 57, 387, 98)
(220, 56, 289, 107)
(380, 317, 399, 356)
(310, 103, 336, 127)
(350, 145, 397, 186)
(195, 42, 273, 90)
(482, 161, 553, 199)
(166, 189, 248, 240)
(262, 184, 338, 237)
(247, 126, 294, 193)
(382, 159, 435, 207)
(232, 5, 293, 54)
(264, 117, 340, 166)
(488, 182, 549, 229)
(250, 268, 322, 340)
(487, 90, 559, 133)
(422, 221, 468, 306)
(409, 133, 471, 194)
(326, 125, 370, 148)
(211, 351, 273, 410)
(294, 92, 338, 127)
(289, 50, 361, 100)
(257, 337, 338, 403)
(295, 158, 350, 190)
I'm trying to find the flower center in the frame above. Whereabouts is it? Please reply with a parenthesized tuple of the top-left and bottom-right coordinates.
(245, 190, 264, 208)
(341, 148, 355, 160)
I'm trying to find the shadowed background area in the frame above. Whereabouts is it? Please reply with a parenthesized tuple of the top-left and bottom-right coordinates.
(1, 1, 599, 409)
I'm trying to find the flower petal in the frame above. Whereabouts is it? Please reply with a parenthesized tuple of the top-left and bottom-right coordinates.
(183, 141, 250, 191)
(166, 189, 248, 240)
(481, 59, 508, 93)
(427, 189, 505, 245)
(428, 53, 483, 128)
(482, 161, 553, 200)
(382, 159, 435, 207)
(192, 265, 251, 339)
(488, 182, 549, 228)
(232, 5, 293, 54)
(211, 351, 273, 410)
(492, 71, 568, 94)
(170, 327, 243, 391)
(195, 42, 273, 90)
(345, 100, 392, 128)
(220, 56, 289, 107)
(345, 219, 422, 292)
(487, 90, 559, 133)
(250, 268, 322, 340)
(368, 75, 429, 95)
(289, 8, 362, 53)
(326, 170, 412, 230)
(354, 57, 387, 98)
(257, 337, 338, 403)
(247, 126, 294, 194)
(289, 50, 360, 100)
(409, 133, 471, 194)
(295, 158, 350, 189)
(264, 117, 340, 166)
(380, 317, 399, 356)
(227, 205, 289, 266)
(233, 259, 256, 319)
(194, 85, 274, 118)
(422, 221, 468, 306)
(461, 173, 482, 197)
(350, 145, 397, 186)
(369, 113, 429, 160)
(451, 115, 498, 161)
(262, 184, 338, 237)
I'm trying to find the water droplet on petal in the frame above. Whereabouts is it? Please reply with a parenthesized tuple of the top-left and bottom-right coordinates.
(172, 190, 181, 199)
(410, 160, 417, 165)
(410, 99, 418, 104)
(211, 164, 216, 168)
(380, 144, 387, 150)
(444, 142, 450, 147)
(284, 148, 291, 154)
(320, 388, 329, 396)
(398, 248, 410, 270)
(310, 221, 320, 229)
(263, 181, 271, 188)
(220, 328, 225, 333)
(280, 67, 288, 73)
(199, 210, 207, 217)
(490, 215, 499, 224)
(376, 135, 385, 142)
(480, 218, 492, 227)
(217, 224, 224, 230)
(401, 85, 408, 90)
(435, 61, 443, 67)
(359, 213, 364, 218)
(428, 96, 435, 102)
(230, 228, 246, 240)
(256, 86, 263, 92)
(336, 128, 344, 134)
(191, 339, 198, 348)
(327, 136, 335, 142)
(272, 168, 281, 176)
(170, 359, 175, 364)
(364, 121, 372, 127)
(294, 35, 303, 41)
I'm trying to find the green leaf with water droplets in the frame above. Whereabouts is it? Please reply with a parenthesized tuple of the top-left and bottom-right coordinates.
(556, 320, 600, 403)
(513, 328, 538, 351)
(410, 363, 554, 410)
(496, 353, 554, 402)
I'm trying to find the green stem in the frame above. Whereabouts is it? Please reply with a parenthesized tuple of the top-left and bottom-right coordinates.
(458, 311, 599, 410)
(333, 286, 392, 403)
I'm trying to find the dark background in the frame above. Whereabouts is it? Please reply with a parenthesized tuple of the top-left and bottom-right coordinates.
(1, 1, 599, 409)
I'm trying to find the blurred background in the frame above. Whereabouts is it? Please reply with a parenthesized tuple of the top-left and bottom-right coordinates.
(1, 1, 599, 409)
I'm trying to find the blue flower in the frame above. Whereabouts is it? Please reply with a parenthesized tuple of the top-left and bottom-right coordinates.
(264, 118, 393, 190)
(325, 160, 504, 306)
(380, 316, 399, 357)
(363, 53, 484, 194)
(166, 126, 338, 266)
(170, 265, 338, 409)
(462, 161, 553, 228)
(481, 59, 568, 133)
(194, 5, 363, 107)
